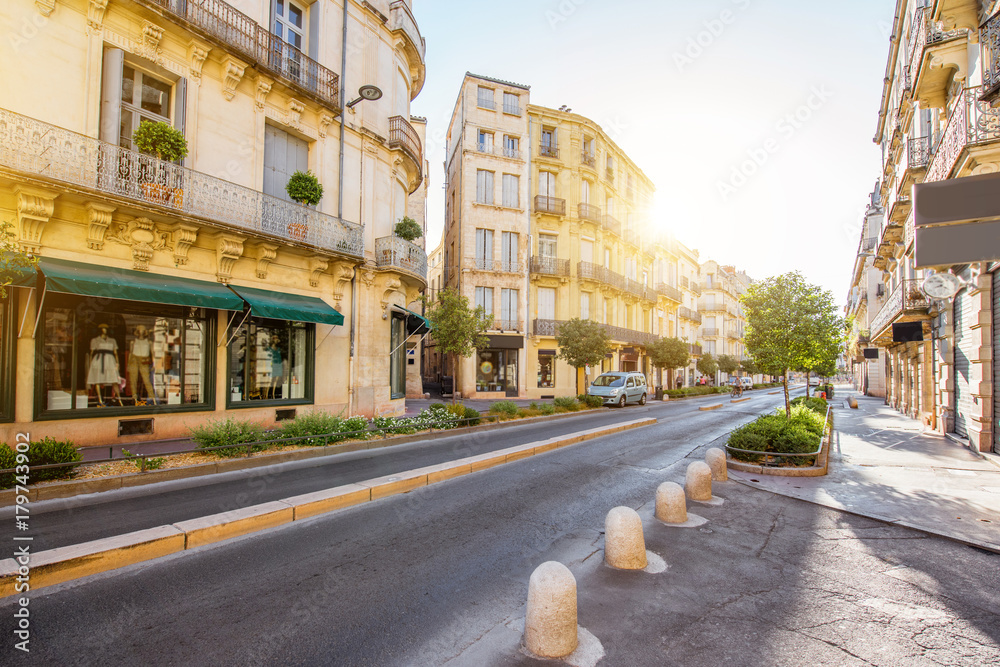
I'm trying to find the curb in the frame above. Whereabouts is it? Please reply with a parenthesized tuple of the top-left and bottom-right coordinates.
(0, 417, 656, 598)
(699, 404, 723, 411)
(730, 397, 752, 404)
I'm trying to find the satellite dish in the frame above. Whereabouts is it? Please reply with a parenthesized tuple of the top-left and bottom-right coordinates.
(358, 85, 382, 101)
(921, 272, 962, 299)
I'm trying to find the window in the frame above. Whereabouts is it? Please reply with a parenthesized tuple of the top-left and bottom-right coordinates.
(503, 92, 520, 115)
(476, 349, 516, 393)
(582, 137, 595, 166)
(540, 128, 557, 157)
(627, 174, 635, 201)
(229, 319, 311, 404)
(606, 198, 615, 216)
(537, 352, 555, 388)
(580, 292, 591, 320)
(475, 228, 494, 269)
(501, 231, 519, 272)
(117, 64, 173, 151)
(581, 180, 590, 204)
(500, 289, 518, 329)
(580, 239, 594, 264)
(538, 287, 556, 320)
(264, 125, 309, 201)
(475, 286, 494, 316)
(478, 130, 494, 154)
(272, 0, 307, 81)
(477, 86, 495, 109)
(476, 169, 494, 205)
(503, 135, 520, 158)
(538, 233, 557, 259)
(604, 248, 611, 269)
(389, 314, 406, 399)
(502, 174, 520, 208)
(41, 299, 213, 414)
(538, 172, 556, 198)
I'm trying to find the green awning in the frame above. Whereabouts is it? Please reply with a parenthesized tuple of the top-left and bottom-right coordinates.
(1, 253, 37, 288)
(228, 284, 344, 326)
(37, 257, 245, 310)
(392, 305, 430, 335)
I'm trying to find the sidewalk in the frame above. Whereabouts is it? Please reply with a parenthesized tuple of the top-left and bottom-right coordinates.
(730, 386, 1000, 553)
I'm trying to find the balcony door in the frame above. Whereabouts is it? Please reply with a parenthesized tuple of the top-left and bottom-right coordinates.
(538, 172, 556, 198)
(264, 125, 308, 201)
(538, 287, 556, 321)
(581, 239, 593, 264)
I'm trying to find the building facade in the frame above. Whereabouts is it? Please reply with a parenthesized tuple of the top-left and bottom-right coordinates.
(846, 188, 888, 398)
(697, 261, 751, 384)
(0, 0, 428, 447)
(849, 0, 1000, 453)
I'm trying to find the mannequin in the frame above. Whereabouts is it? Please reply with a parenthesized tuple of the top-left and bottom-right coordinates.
(267, 334, 284, 399)
(128, 324, 156, 405)
(87, 324, 122, 406)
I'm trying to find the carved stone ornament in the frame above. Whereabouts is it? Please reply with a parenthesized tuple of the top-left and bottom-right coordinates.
(87, 0, 108, 32)
(332, 262, 356, 308)
(254, 243, 278, 280)
(188, 41, 210, 82)
(381, 277, 402, 312)
(223, 57, 247, 101)
(319, 113, 334, 138)
(360, 267, 376, 288)
(138, 22, 165, 64)
(216, 234, 245, 283)
(308, 256, 329, 288)
(35, 0, 55, 17)
(85, 202, 116, 250)
(255, 75, 273, 110)
(14, 185, 58, 255)
(287, 99, 305, 130)
(108, 217, 173, 271)
(171, 223, 199, 266)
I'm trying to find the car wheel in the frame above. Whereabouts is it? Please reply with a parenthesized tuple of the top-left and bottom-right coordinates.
(639, 393, 646, 405)
(618, 394, 627, 408)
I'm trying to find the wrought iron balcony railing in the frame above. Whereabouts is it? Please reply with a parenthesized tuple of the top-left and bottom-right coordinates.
(925, 86, 1000, 183)
(581, 152, 596, 168)
(142, 0, 339, 111)
(602, 214, 621, 236)
(679, 276, 690, 289)
(493, 319, 522, 332)
(375, 236, 427, 281)
(0, 108, 363, 256)
(539, 144, 559, 158)
(655, 283, 683, 303)
(678, 307, 701, 324)
(473, 258, 524, 273)
(908, 6, 969, 93)
(698, 300, 727, 313)
(605, 167, 615, 183)
(727, 330, 741, 340)
(530, 256, 570, 276)
(870, 279, 931, 338)
(860, 236, 878, 253)
(388, 115, 423, 188)
(689, 343, 703, 356)
(532, 319, 659, 346)
(578, 202, 602, 223)
(906, 136, 932, 170)
(982, 11, 1000, 101)
(578, 261, 624, 291)
(701, 328, 720, 337)
(534, 195, 566, 215)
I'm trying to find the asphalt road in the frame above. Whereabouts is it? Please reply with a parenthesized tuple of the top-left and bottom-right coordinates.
(6, 389, 999, 666)
(6, 388, 803, 552)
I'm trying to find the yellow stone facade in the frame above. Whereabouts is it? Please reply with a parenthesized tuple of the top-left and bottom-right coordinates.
(0, 0, 428, 447)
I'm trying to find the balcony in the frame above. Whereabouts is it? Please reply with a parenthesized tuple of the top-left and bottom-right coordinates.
(539, 144, 559, 159)
(534, 195, 566, 216)
(689, 343, 703, 356)
(860, 236, 878, 254)
(870, 279, 931, 342)
(375, 236, 427, 283)
(697, 300, 726, 313)
(473, 258, 524, 273)
(678, 307, 702, 324)
(605, 167, 615, 183)
(387, 115, 423, 193)
(388, 0, 426, 94)
(141, 0, 339, 111)
(532, 319, 658, 347)
(982, 11, 1000, 103)
(578, 203, 602, 223)
(727, 330, 741, 341)
(701, 328, 720, 337)
(655, 283, 683, 303)
(602, 214, 621, 236)
(581, 152, 596, 169)
(907, 6, 971, 108)
(494, 319, 522, 332)
(0, 108, 363, 256)
(530, 256, 570, 277)
(925, 86, 1000, 183)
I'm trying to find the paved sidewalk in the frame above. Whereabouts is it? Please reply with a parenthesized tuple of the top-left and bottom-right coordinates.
(730, 386, 1000, 552)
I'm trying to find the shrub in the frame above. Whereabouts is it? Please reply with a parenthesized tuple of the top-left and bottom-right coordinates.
(727, 412, 822, 466)
(489, 400, 519, 418)
(553, 396, 579, 411)
(518, 408, 543, 418)
(578, 394, 603, 409)
(279, 412, 352, 446)
(790, 396, 828, 415)
(340, 416, 369, 436)
(21, 437, 83, 482)
(0, 445, 16, 489)
(121, 449, 166, 471)
(191, 418, 266, 458)
(132, 119, 188, 162)
(445, 403, 467, 419)
(394, 216, 423, 242)
(429, 403, 447, 411)
(539, 403, 557, 415)
(286, 170, 324, 205)
(462, 406, 481, 426)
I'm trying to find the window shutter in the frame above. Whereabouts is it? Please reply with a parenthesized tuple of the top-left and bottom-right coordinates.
(308, 1, 320, 61)
(173, 77, 187, 164)
(475, 229, 485, 262)
(100, 47, 124, 144)
(485, 230, 494, 262)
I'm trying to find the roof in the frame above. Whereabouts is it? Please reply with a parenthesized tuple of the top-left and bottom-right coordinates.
(465, 72, 530, 91)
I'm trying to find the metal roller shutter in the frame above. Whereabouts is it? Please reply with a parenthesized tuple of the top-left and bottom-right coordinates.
(994, 271, 1000, 454)
(953, 288, 974, 438)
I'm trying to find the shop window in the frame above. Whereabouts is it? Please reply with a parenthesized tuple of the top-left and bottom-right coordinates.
(476, 349, 517, 393)
(228, 319, 312, 405)
(39, 299, 212, 415)
(390, 314, 406, 399)
(1, 295, 12, 422)
(538, 352, 555, 389)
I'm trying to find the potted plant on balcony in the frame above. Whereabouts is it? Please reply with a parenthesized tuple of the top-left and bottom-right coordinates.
(390, 216, 422, 269)
(132, 120, 188, 206)
(285, 170, 323, 241)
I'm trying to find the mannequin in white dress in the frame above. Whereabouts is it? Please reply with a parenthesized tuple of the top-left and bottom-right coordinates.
(87, 324, 123, 406)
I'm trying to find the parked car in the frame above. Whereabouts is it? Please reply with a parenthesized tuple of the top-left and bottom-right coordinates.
(588, 371, 647, 407)
(740, 377, 753, 389)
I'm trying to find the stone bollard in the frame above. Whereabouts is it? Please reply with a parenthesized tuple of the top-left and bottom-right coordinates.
(705, 448, 728, 482)
(604, 506, 647, 570)
(685, 461, 713, 502)
(525, 561, 578, 659)
(655, 482, 687, 524)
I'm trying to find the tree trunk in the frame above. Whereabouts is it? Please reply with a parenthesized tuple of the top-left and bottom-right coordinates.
(804, 371, 810, 398)
(783, 369, 791, 418)
(451, 352, 457, 405)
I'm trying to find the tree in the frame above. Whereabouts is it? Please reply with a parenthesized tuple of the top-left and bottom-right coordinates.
(697, 353, 718, 381)
(740, 357, 759, 377)
(717, 354, 739, 377)
(555, 318, 610, 393)
(0, 220, 36, 300)
(422, 288, 492, 403)
(647, 337, 689, 389)
(742, 271, 844, 417)
(394, 216, 423, 242)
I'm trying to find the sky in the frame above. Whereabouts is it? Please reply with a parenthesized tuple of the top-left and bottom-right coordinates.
(408, 0, 894, 304)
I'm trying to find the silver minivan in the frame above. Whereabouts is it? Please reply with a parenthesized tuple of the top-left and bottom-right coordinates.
(588, 371, 648, 407)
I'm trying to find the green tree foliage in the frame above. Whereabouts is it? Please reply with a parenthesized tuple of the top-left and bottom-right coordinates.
(647, 337, 690, 383)
(740, 357, 759, 376)
(423, 289, 492, 403)
(555, 318, 610, 392)
(742, 271, 844, 416)
(132, 120, 188, 162)
(717, 354, 739, 375)
(0, 220, 37, 299)
(394, 216, 423, 242)
(697, 353, 718, 379)
(285, 170, 324, 205)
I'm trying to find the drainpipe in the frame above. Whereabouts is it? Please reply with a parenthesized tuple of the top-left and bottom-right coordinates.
(340, 0, 356, 414)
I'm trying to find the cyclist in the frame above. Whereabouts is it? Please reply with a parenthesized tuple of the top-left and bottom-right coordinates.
(730, 378, 743, 398)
